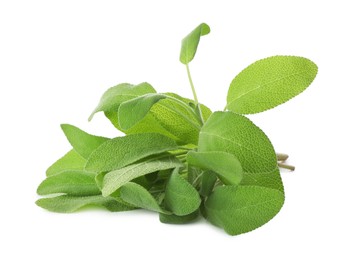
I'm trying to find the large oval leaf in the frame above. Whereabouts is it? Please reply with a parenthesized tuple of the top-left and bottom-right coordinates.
(180, 23, 210, 64)
(204, 185, 285, 235)
(46, 149, 86, 176)
(198, 111, 277, 173)
(226, 56, 318, 114)
(85, 133, 178, 173)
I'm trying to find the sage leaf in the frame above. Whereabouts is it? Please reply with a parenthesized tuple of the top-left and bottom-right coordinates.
(165, 172, 201, 216)
(241, 168, 284, 193)
(204, 185, 285, 235)
(159, 210, 199, 224)
(118, 93, 167, 130)
(89, 82, 156, 121)
(180, 23, 210, 64)
(85, 133, 179, 172)
(46, 149, 86, 176)
(199, 111, 277, 173)
(187, 151, 243, 185)
(61, 124, 109, 159)
(226, 56, 318, 114)
(120, 182, 168, 213)
(37, 171, 100, 196)
(199, 171, 217, 197)
(101, 155, 183, 196)
(36, 195, 135, 213)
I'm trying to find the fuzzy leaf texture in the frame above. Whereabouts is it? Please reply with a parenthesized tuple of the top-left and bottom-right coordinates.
(46, 150, 86, 176)
(226, 56, 318, 114)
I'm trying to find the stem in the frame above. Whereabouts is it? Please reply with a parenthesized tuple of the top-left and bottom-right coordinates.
(277, 153, 289, 162)
(185, 64, 205, 124)
(278, 162, 295, 171)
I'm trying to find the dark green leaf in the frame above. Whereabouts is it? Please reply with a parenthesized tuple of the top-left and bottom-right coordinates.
(159, 210, 199, 224)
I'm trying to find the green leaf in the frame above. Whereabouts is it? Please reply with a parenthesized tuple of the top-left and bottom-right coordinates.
(199, 111, 277, 173)
(102, 155, 183, 196)
(89, 82, 156, 121)
(226, 56, 318, 114)
(37, 171, 100, 196)
(46, 149, 86, 176)
(165, 172, 201, 216)
(187, 151, 243, 185)
(118, 93, 167, 130)
(120, 182, 168, 213)
(204, 185, 285, 235)
(159, 210, 199, 224)
(180, 23, 210, 64)
(199, 171, 217, 197)
(85, 133, 179, 173)
(36, 195, 135, 213)
(241, 168, 284, 193)
(61, 124, 109, 159)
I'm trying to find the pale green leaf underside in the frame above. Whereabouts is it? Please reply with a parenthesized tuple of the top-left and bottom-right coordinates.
(88, 82, 156, 121)
(102, 155, 183, 196)
(46, 149, 86, 176)
(187, 151, 243, 185)
(61, 124, 109, 159)
(198, 111, 277, 173)
(205, 186, 285, 235)
(118, 93, 167, 130)
(120, 182, 168, 213)
(36, 195, 135, 213)
(85, 133, 178, 173)
(37, 171, 100, 196)
(165, 172, 201, 216)
(180, 23, 210, 64)
(227, 56, 318, 114)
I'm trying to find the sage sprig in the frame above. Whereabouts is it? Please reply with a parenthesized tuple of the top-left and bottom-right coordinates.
(36, 23, 318, 236)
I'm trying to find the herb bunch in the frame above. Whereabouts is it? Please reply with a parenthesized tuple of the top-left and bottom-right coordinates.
(36, 23, 318, 236)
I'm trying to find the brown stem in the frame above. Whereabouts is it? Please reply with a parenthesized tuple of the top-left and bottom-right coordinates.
(277, 153, 289, 162)
(278, 162, 295, 171)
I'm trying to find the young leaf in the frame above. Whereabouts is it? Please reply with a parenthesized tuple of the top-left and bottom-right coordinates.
(159, 210, 199, 224)
(89, 82, 156, 121)
(118, 93, 167, 130)
(204, 186, 285, 235)
(36, 195, 135, 213)
(180, 23, 210, 64)
(101, 155, 183, 197)
(46, 149, 86, 176)
(199, 111, 277, 173)
(37, 171, 100, 196)
(226, 56, 318, 114)
(61, 124, 109, 159)
(85, 133, 179, 173)
(241, 168, 284, 193)
(120, 182, 168, 213)
(187, 151, 243, 185)
(164, 172, 201, 216)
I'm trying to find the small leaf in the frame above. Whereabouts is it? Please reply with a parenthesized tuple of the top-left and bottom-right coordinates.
(180, 23, 210, 64)
(199, 111, 277, 173)
(187, 151, 243, 185)
(61, 124, 109, 159)
(89, 82, 156, 121)
(118, 93, 167, 130)
(120, 182, 168, 213)
(102, 155, 183, 196)
(37, 171, 100, 196)
(226, 56, 318, 114)
(241, 168, 284, 193)
(165, 172, 201, 216)
(36, 195, 135, 213)
(204, 185, 285, 235)
(85, 133, 179, 173)
(159, 210, 199, 224)
(199, 171, 217, 197)
(46, 149, 86, 176)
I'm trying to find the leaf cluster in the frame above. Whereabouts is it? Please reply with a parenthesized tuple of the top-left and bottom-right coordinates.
(36, 23, 317, 236)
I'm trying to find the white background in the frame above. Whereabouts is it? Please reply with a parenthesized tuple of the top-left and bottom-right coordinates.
(1, 0, 347, 259)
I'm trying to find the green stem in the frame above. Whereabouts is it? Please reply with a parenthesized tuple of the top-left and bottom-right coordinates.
(185, 64, 205, 124)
